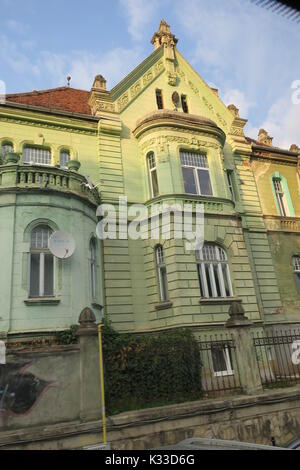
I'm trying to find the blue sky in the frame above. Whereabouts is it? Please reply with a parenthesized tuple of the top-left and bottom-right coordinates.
(0, 0, 299, 148)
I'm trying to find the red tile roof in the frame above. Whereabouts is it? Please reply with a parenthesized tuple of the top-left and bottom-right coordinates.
(5, 87, 92, 116)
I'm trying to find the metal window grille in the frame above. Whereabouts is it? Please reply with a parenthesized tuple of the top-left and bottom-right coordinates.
(253, 329, 300, 389)
(23, 147, 51, 165)
(293, 256, 300, 272)
(180, 152, 208, 169)
(198, 333, 242, 397)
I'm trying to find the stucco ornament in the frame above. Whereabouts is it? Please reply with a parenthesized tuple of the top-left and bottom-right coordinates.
(257, 129, 273, 147)
(77, 307, 97, 336)
(226, 301, 252, 328)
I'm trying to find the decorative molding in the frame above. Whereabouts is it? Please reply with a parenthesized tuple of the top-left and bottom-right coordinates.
(0, 115, 96, 136)
(140, 131, 221, 153)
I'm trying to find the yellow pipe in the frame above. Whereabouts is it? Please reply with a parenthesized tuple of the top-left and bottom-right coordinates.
(98, 324, 107, 445)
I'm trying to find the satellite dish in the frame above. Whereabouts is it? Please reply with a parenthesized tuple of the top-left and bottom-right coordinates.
(49, 231, 76, 259)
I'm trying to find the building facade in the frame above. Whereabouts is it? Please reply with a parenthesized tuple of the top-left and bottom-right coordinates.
(0, 21, 299, 343)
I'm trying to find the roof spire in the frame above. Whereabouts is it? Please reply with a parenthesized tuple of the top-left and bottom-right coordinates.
(151, 20, 178, 50)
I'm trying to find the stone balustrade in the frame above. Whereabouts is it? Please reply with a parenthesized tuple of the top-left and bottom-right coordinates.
(0, 163, 100, 207)
(264, 215, 300, 233)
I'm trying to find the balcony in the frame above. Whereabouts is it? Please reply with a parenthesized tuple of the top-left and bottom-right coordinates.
(264, 215, 300, 233)
(0, 161, 100, 207)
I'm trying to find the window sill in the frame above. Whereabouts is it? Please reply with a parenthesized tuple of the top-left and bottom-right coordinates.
(155, 301, 173, 311)
(24, 298, 61, 306)
(214, 371, 234, 377)
(199, 297, 242, 306)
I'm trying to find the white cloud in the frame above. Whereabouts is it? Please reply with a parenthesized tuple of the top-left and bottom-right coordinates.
(119, 0, 159, 41)
(222, 88, 255, 118)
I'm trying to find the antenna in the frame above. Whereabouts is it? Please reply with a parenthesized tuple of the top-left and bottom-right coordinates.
(67, 76, 71, 87)
(49, 231, 76, 259)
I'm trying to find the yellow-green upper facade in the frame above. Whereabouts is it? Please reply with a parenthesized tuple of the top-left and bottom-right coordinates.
(1, 20, 299, 337)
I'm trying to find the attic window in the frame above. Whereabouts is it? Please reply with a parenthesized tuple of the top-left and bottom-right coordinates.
(181, 95, 189, 113)
(156, 89, 164, 110)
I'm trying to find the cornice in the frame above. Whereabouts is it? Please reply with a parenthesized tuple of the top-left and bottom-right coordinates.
(0, 106, 98, 135)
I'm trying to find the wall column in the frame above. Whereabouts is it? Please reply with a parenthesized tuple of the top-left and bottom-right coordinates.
(226, 301, 263, 395)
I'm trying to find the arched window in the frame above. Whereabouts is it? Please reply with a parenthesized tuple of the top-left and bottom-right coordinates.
(147, 152, 159, 198)
(23, 146, 51, 165)
(30, 225, 54, 297)
(60, 149, 70, 169)
(292, 256, 300, 294)
(155, 245, 168, 302)
(196, 245, 233, 299)
(0, 141, 13, 158)
(90, 238, 97, 301)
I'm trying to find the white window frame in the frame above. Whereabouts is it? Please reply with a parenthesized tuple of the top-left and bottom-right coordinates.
(155, 245, 169, 302)
(23, 146, 52, 166)
(196, 245, 233, 299)
(147, 152, 159, 198)
(180, 151, 213, 196)
(273, 178, 289, 217)
(60, 149, 71, 169)
(212, 344, 234, 377)
(29, 226, 55, 298)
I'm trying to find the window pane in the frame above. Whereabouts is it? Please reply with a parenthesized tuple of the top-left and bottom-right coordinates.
(60, 151, 70, 168)
(212, 346, 227, 373)
(295, 273, 300, 294)
(31, 226, 52, 250)
(198, 265, 205, 297)
(151, 170, 159, 197)
(160, 266, 168, 301)
(1, 143, 13, 157)
(156, 90, 163, 110)
(205, 264, 212, 297)
(222, 264, 231, 297)
(23, 147, 51, 165)
(182, 167, 197, 194)
(197, 169, 213, 196)
(44, 254, 54, 296)
(30, 253, 40, 297)
(213, 264, 221, 297)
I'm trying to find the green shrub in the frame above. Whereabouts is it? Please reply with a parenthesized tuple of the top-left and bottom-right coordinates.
(55, 325, 79, 345)
(102, 323, 202, 414)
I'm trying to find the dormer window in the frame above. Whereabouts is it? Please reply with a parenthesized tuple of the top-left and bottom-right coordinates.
(60, 149, 71, 169)
(181, 95, 189, 113)
(23, 146, 51, 166)
(156, 89, 164, 110)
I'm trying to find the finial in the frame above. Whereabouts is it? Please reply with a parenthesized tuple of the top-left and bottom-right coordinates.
(151, 20, 178, 50)
(228, 104, 240, 118)
(257, 128, 273, 147)
(92, 75, 107, 91)
(67, 76, 71, 87)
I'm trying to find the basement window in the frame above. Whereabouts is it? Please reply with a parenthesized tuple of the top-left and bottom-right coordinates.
(211, 343, 234, 377)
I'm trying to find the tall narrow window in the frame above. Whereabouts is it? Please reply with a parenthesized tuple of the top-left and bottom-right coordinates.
(147, 152, 159, 198)
(60, 149, 70, 169)
(0, 141, 13, 158)
(227, 170, 235, 200)
(155, 245, 168, 302)
(292, 256, 300, 294)
(181, 95, 189, 113)
(23, 146, 51, 166)
(30, 225, 54, 298)
(90, 239, 97, 301)
(156, 89, 164, 110)
(180, 151, 213, 196)
(196, 245, 233, 299)
(273, 178, 289, 216)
